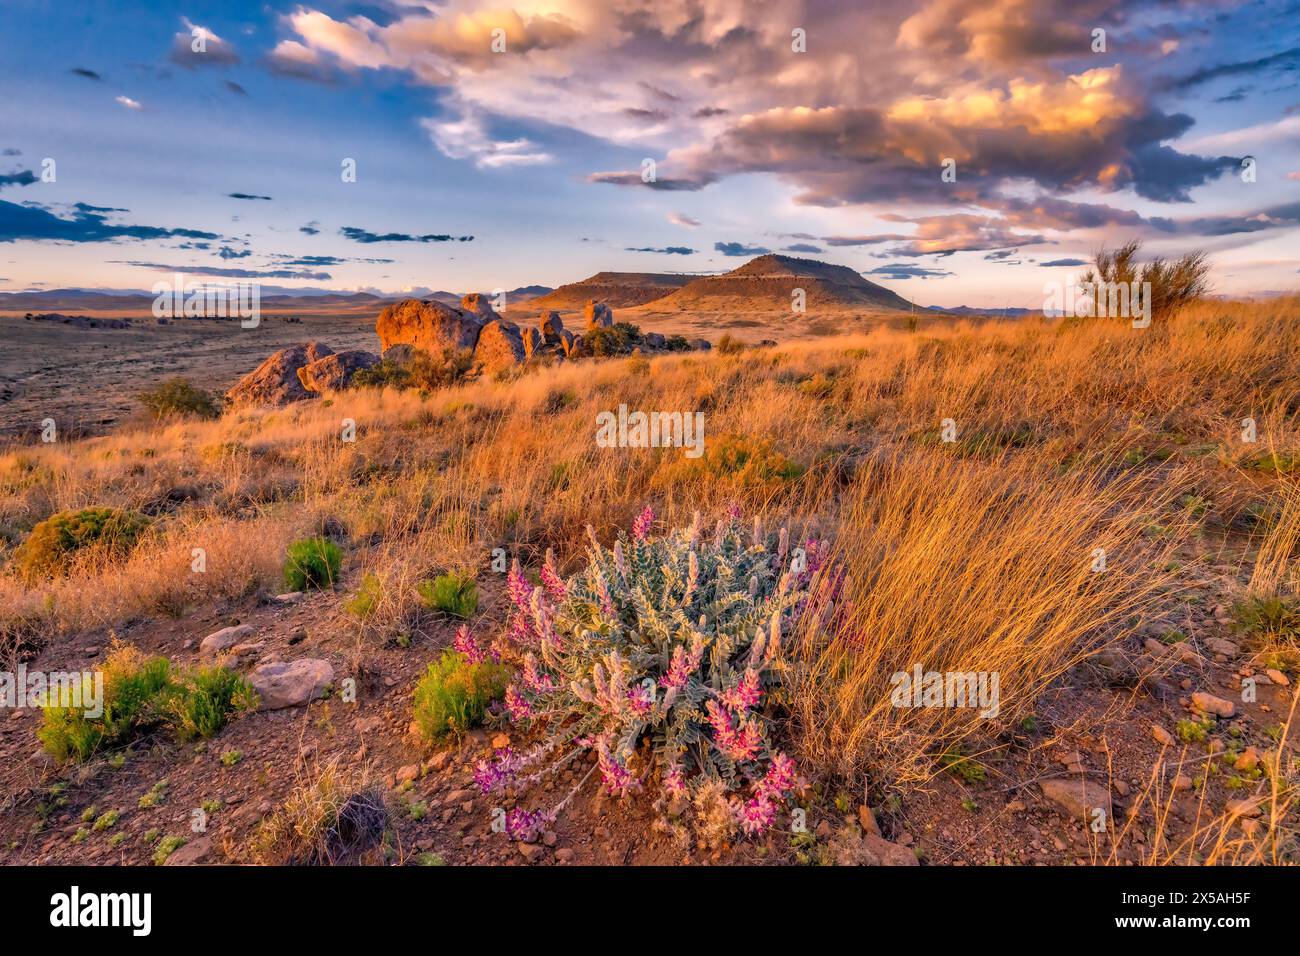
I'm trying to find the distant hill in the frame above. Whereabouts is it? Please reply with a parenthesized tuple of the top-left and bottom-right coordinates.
(525, 272, 695, 311)
(927, 304, 1039, 318)
(640, 255, 914, 313)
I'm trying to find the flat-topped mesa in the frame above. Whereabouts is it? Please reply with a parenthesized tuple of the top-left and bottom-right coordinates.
(376, 298, 483, 355)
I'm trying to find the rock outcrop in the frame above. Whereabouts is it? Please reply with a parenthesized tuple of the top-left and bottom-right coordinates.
(226, 342, 334, 406)
(476, 320, 526, 369)
(583, 300, 614, 330)
(297, 350, 379, 393)
(376, 299, 482, 355)
(460, 293, 500, 324)
(540, 310, 565, 343)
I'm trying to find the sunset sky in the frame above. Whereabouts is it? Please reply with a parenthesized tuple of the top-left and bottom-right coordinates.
(1, 0, 1297, 308)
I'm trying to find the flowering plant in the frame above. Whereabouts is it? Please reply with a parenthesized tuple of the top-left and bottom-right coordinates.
(475, 506, 824, 839)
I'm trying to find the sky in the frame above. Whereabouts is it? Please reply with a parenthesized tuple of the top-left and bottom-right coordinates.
(0, 0, 1298, 309)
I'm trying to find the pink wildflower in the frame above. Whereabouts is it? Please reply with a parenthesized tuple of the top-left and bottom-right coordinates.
(737, 792, 777, 835)
(660, 641, 703, 690)
(507, 560, 534, 613)
(453, 625, 485, 664)
(705, 700, 762, 762)
(721, 668, 762, 712)
(597, 739, 641, 797)
(504, 684, 533, 722)
(505, 807, 551, 842)
(632, 505, 655, 541)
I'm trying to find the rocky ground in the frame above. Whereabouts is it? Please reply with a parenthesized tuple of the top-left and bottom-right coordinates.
(0, 524, 1291, 867)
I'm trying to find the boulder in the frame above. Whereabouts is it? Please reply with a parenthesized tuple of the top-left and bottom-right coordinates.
(163, 835, 212, 866)
(381, 343, 417, 365)
(376, 299, 482, 355)
(583, 300, 613, 330)
(521, 326, 543, 358)
(540, 310, 565, 343)
(643, 331, 666, 349)
(1039, 778, 1112, 822)
(200, 624, 254, 656)
(248, 659, 334, 710)
(475, 320, 526, 370)
(226, 342, 334, 406)
(690, 338, 711, 351)
(1191, 690, 1235, 718)
(460, 293, 500, 323)
(297, 350, 379, 393)
(832, 831, 918, 866)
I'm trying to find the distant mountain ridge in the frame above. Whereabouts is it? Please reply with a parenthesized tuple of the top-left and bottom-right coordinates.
(525, 272, 696, 311)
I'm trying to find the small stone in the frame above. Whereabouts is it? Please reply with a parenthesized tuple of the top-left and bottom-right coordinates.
(1265, 668, 1290, 686)
(491, 733, 511, 749)
(1191, 691, 1235, 718)
(1234, 747, 1260, 772)
(1006, 800, 1026, 813)
(518, 842, 544, 862)
(815, 819, 831, 839)
(1152, 724, 1176, 746)
(543, 831, 557, 847)
(200, 624, 254, 655)
(1115, 780, 1130, 797)
(1204, 637, 1240, 657)
(396, 764, 421, 784)
(274, 592, 304, 603)
(555, 848, 575, 863)
(1040, 778, 1112, 822)
(1172, 774, 1193, 791)
(1226, 798, 1262, 819)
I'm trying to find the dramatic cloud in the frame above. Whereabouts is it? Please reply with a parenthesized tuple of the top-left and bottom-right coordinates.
(783, 244, 824, 253)
(340, 226, 474, 243)
(422, 106, 551, 168)
(715, 241, 771, 256)
(117, 260, 331, 280)
(0, 169, 38, 188)
(0, 201, 220, 244)
(170, 19, 240, 68)
(868, 263, 955, 279)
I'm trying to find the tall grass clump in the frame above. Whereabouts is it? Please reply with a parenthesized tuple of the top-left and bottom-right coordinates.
(417, 571, 479, 619)
(1079, 239, 1210, 321)
(283, 536, 343, 591)
(249, 761, 390, 865)
(138, 377, 220, 420)
(788, 449, 1180, 785)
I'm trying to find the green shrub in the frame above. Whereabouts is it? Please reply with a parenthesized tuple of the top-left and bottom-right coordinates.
(283, 537, 343, 591)
(345, 573, 384, 619)
(412, 649, 508, 741)
(152, 834, 186, 865)
(417, 572, 479, 619)
(168, 665, 257, 741)
(656, 434, 804, 493)
(38, 645, 172, 763)
(353, 348, 474, 391)
(1232, 595, 1300, 650)
(13, 507, 151, 582)
(585, 322, 643, 357)
(138, 377, 219, 420)
(38, 644, 251, 762)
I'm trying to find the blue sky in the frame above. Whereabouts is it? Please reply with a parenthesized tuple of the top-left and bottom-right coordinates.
(1, 0, 1298, 307)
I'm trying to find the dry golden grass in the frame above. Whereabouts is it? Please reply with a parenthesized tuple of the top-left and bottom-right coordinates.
(2, 297, 1297, 852)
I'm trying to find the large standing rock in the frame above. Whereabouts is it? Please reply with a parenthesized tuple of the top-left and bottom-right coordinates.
(540, 310, 565, 343)
(475, 320, 526, 370)
(643, 332, 666, 350)
(562, 330, 583, 357)
(583, 300, 613, 330)
(376, 299, 482, 355)
(226, 342, 334, 406)
(249, 659, 334, 710)
(297, 350, 379, 393)
(461, 293, 500, 324)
